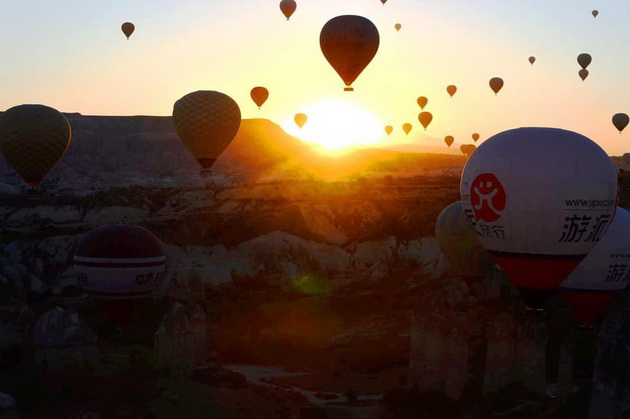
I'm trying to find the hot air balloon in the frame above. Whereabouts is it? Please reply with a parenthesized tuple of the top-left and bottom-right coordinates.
(489, 77, 504, 95)
(472, 133, 480, 142)
(380, 0, 387, 4)
(121, 22, 135, 39)
(417, 96, 428, 110)
(592, 10, 598, 18)
(294, 113, 307, 129)
(612, 113, 629, 133)
(418, 112, 433, 130)
(385, 125, 393, 136)
(394, 23, 401, 32)
(460, 144, 476, 156)
(577, 53, 592, 70)
(403, 123, 412, 135)
(579, 69, 589, 81)
(436, 202, 494, 286)
(172, 91, 241, 170)
(460, 127, 617, 310)
(279, 0, 297, 20)
(559, 207, 630, 327)
(444, 136, 454, 147)
(74, 224, 166, 329)
(0, 104, 71, 187)
(250, 86, 269, 109)
(447, 85, 457, 97)
(320, 15, 380, 91)
(529, 56, 536, 65)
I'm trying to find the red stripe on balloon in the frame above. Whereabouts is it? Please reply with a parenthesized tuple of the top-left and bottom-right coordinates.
(560, 289, 616, 327)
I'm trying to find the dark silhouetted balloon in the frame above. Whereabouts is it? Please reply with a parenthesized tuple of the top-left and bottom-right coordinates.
(418, 112, 432, 130)
(460, 144, 476, 156)
(403, 123, 412, 135)
(385, 125, 393, 135)
(394, 23, 401, 32)
(172, 91, 241, 169)
(294, 113, 307, 128)
(380, 0, 387, 4)
(460, 127, 617, 310)
(320, 15, 380, 91)
(444, 136, 454, 147)
(579, 69, 589, 81)
(250, 87, 269, 109)
(447, 85, 457, 97)
(472, 133, 480, 142)
(417, 96, 428, 110)
(0, 104, 71, 187)
(489, 77, 504, 95)
(577, 53, 592, 70)
(612, 113, 629, 133)
(528, 56, 535, 65)
(592, 10, 598, 18)
(121, 22, 135, 39)
(280, 0, 297, 20)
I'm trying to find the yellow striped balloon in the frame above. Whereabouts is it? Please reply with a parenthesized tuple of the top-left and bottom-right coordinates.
(435, 201, 494, 283)
(172, 91, 241, 169)
(0, 104, 71, 187)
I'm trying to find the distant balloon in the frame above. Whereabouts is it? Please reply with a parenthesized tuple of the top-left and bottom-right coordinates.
(612, 113, 629, 133)
(446, 85, 457, 97)
(460, 127, 617, 311)
(402, 123, 412, 135)
(394, 23, 401, 32)
(489, 77, 504, 95)
(444, 136, 454, 147)
(121, 22, 135, 39)
(250, 87, 269, 109)
(579, 69, 589, 81)
(381, 0, 387, 4)
(528, 56, 536, 65)
(74, 224, 165, 299)
(385, 125, 393, 136)
(417, 96, 428, 110)
(418, 112, 433, 130)
(460, 144, 476, 156)
(294, 113, 307, 129)
(172, 91, 241, 170)
(0, 104, 71, 187)
(435, 201, 494, 286)
(559, 207, 630, 327)
(577, 53, 592, 70)
(472, 133, 480, 142)
(592, 10, 598, 18)
(320, 15, 380, 91)
(279, 0, 297, 20)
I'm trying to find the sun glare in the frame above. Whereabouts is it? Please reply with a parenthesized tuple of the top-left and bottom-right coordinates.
(282, 100, 384, 153)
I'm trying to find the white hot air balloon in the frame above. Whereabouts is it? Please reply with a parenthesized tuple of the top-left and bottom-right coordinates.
(460, 127, 618, 310)
(559, 207, 630, 327)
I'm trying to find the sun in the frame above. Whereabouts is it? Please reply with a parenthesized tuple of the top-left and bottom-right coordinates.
(282, 100, 384, 153)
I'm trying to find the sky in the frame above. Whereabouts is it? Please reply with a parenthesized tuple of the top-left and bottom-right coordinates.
(1, 0, 630, 155)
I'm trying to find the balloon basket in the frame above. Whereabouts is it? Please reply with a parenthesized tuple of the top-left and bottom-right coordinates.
(344, 87, 354, 92)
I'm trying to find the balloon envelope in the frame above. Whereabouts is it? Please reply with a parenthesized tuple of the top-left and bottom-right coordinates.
(385, 125, 393, 135)
(394, 23, 401, 31)
(613, 113, 629, 133)
(250, 86, 269, 108)
(418, 112, 432, 130)
(472, 133, 480, 142)
(577, 53, 592, 70)
(592, 10, 598, 17)
(528, 56, 536, 65)
(320, 15, 380, 91)
(121, 22, 135, 39)
(417, 96, 428, 110)
(489, 77, 504, 95)
(436, 201, 494, 283)
(294, 113, 307, 128)
(74, 224, 166, 299)
(559, 207, 630, 327)
(460, 127, 617, 307)
(402, 123, 412, 135)
(279, 0, 297, 20)
(579, 69, 589, 81)
(0, 104, 71, 187)
(172, 91, 241, 169)
(460, 144, 476, 156)
(444, 136, 454, 147)
(446, 85, 457, 97)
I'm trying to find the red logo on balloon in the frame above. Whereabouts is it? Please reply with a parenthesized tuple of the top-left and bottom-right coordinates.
(470, 173, 506, 222)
